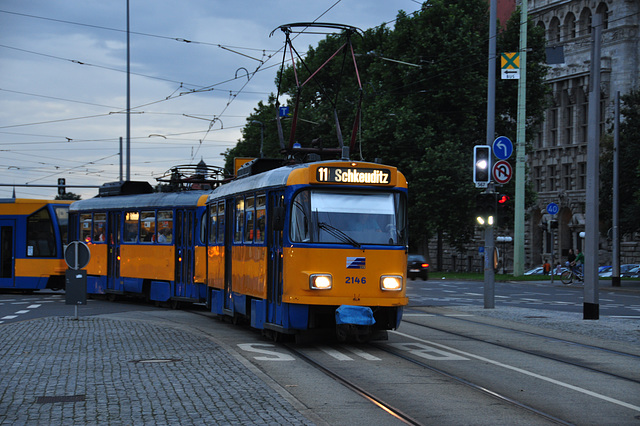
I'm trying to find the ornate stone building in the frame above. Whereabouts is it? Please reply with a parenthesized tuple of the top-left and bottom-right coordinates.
(428, 0, 640, 272)
(528, 0, 640, 267)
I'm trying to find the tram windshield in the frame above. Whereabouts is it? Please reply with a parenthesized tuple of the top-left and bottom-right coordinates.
(290, 190, 407, 246)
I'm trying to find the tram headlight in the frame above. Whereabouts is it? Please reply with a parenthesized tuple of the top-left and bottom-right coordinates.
(310, 274, 332, 290)
(380, 275, 402, 291)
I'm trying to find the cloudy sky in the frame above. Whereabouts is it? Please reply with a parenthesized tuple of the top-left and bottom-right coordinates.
(0, 0, 423, 199)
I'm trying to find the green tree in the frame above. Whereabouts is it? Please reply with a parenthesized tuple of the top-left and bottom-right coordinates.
(226, 1, 549, 264)
(600, 88, 640, 234)
(55, 192, 81, 200)
(223, 95, 284, 172)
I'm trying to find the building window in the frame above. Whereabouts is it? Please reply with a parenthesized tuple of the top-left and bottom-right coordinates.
(564, 105, 573, 144)
(580, 102, 588, 143)
(547, 165, 556, 191)
(564, 13, 576, 39)
(596, 4, 609, 29)
(578, 162, 586, 190)
(579, 8, 592, 36)
(562, 164, 573, 190)
(549, 108, 558, 146)
(534, 166, 543, 192)
(549, 17, 561, 43)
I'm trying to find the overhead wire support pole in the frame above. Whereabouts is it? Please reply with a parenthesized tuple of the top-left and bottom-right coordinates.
(484, 0, 497, 309)
(513, 0, 528, 276)
(126, 0, 131, 182)
(612, 91, 620, 287)
(584, 13, 602, 320)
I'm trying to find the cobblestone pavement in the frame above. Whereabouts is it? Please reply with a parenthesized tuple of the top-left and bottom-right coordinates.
(0, 316, 314, 425)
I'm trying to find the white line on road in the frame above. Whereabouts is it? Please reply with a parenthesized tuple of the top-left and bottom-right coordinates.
(392, 330, 640, 412)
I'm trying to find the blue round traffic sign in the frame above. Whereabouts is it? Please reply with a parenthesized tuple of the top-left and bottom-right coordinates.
(493, 136, 513, 160)
(546, 202, 559, 215)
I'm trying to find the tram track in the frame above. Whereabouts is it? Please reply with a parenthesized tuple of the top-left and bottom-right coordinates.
(283, 343, 424, 426)
(190, 307, 639, 424)
(370, 343, 573, 426)
(282, 338, 572, 425)
(401, 312, 640, 385)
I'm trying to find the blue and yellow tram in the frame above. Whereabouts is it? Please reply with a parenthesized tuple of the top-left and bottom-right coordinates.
(68, 182, 210, 305)
(207, 159, 408, 340)
(0, 198, 72, 291)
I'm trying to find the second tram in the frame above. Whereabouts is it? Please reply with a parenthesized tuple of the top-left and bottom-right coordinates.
(0, 198, 72, 291)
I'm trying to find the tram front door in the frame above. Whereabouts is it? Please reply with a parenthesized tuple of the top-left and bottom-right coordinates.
(106, 212, 122, 293)
(266, 192, 284, 324)
(0, 221, 15, 288)
(175, 209, 195, 299)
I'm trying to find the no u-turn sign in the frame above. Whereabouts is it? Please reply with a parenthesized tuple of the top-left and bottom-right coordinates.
(493, 160, 513, 184)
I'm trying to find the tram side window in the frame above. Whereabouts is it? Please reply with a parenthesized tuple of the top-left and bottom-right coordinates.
(256, 194, 266, 243)
(26, 207, 56, 257)
(124, 211, 139, 242)
(157, 210, 173, 243)
(80, 213, 92, 244)
(290, 191, 311, 242)
(208, 204, 217, 244)
(245, 196, 255, 243)
(93, 213, 106, 243)
(140, 211, 156, 242)
(200, 210, 207, 245)
(53, 206, 69, 244)
(234, 198, 244, 243)
(217, 202, 225, 244)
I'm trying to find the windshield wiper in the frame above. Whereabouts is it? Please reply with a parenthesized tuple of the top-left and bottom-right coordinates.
(318, 222, 362, 250)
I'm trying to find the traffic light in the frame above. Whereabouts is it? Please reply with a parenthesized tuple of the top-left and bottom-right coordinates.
(497, 193, 512, 226)
(473, 145, 491, 186)
(475, 192, 496, 225)
(57, 178, 66, 195)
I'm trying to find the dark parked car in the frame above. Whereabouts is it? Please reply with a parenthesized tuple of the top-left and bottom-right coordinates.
(407, 254, 429, 280)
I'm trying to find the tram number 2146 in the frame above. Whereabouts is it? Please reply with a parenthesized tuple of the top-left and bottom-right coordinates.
(345, 277, 366, 284)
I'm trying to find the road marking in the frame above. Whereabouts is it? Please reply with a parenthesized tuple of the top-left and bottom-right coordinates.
(392, 330, 640, 412)
(341, 345, 381, 361)
(403, 313, 436, 317)
(1, 315, 18, 320)
(14, 310, 30, 314)
(27, 304, 41, 309)
(237, 343, 295, 361)
(389, 342, 468, 361)
(319, 346, 353, 361)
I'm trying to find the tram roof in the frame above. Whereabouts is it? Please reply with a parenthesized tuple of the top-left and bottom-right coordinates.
(69, 190, 210, 212)
(208, 163, 306, 200)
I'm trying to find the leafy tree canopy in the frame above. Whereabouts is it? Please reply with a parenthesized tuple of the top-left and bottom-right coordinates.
(224, 0, 549, 251)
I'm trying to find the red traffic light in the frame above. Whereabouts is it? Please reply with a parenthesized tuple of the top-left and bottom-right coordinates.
(498, 194, 511, 204)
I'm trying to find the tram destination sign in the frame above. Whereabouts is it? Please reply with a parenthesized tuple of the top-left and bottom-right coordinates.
(314, 166, 393, 185)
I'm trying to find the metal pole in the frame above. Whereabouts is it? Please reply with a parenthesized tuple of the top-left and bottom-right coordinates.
(584, 13, 602, 320)
(126, 0, 131, 181)
(550, 226, 555, 284)
(484, 0, 497, 309)
(612, 92, 620, 287)
(119, 136, 123, 182)
(513, 0, 527, 276)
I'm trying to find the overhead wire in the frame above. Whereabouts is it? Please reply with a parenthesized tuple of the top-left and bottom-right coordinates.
(1, 2, 423, 184)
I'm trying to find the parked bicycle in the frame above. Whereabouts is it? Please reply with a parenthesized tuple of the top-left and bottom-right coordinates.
(561, 264, 584, 284)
